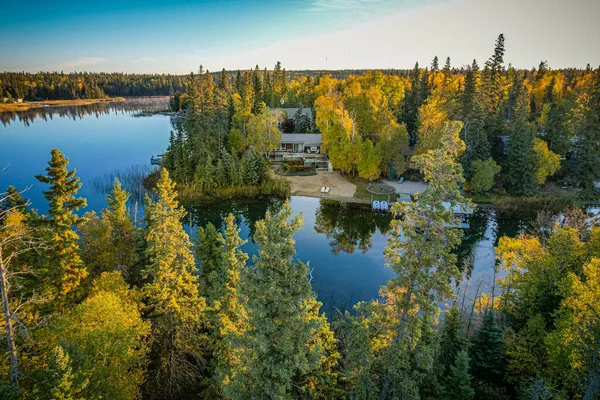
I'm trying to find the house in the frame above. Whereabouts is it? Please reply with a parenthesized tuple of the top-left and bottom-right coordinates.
(276, 133, 322, 153)
(271, 133, 330, 171)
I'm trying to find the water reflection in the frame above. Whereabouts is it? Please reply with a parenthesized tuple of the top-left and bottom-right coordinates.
(187, 197, 286, 240)
(0, 97, 170, 126)
(314, 200, 391, 254)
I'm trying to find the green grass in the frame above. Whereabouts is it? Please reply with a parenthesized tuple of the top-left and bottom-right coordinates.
(351, 177, 396, 202)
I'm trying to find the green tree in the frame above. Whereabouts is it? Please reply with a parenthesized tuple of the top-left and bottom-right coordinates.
(80, 179, 136, 283)
(507, 84, 538, 195)
(373, 120, 468, 398)
(40, 344, 89, 400)
(35, 149, 87, 301)
(206, 214, 249, 397)
(143, 169, 206, 398)
(227, 203, 339, 399)
(469, 158, 501, 193)
(196, 222, 225, 293)
(447, 350, 475, 400)
(470, 310, 505, 388)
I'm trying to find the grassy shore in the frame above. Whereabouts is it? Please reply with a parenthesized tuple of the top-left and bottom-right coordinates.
(0, 97, 126, 112)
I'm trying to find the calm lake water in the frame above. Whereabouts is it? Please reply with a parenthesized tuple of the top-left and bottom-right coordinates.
(0, 99, 523, 312)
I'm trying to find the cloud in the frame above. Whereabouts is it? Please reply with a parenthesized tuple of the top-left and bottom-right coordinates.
(41, 57, 107, 71)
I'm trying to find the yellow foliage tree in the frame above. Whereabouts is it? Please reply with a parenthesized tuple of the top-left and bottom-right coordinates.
(533, 138, 561, 185)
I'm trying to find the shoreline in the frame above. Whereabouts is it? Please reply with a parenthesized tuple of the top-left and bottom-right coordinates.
(0, 97, 126, 112)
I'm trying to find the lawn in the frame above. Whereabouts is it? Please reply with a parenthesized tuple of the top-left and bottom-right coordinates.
(351, 177, 397, 202)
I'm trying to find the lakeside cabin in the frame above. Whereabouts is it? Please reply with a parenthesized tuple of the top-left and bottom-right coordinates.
(271, 133, 331, 171)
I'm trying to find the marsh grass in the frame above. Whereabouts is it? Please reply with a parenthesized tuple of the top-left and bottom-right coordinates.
(89, 164, 158, 205)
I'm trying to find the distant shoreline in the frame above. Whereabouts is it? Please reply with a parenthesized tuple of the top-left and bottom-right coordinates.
(0, 97, 126, 112)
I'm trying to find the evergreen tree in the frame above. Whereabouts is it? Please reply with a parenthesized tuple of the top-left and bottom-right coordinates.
(142, 169, 206, 398)
(507, 83, 538, 195)
(218, 68, 229, 92)
(251, 65, 264, 114)
(377, 121, 468, 399)
(470, 310, 505, 387)
(227, 203, 338, 399)
(35, 149, 87, 301)
(196, 222, 225, 293)
(431, 56, 439, 72)
(447, 350, 475, 400)
(206, 214, 248, 397)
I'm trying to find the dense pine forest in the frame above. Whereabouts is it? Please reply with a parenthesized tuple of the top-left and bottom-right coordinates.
(0, 72, 189, 100)
(2, 34, 600, 399)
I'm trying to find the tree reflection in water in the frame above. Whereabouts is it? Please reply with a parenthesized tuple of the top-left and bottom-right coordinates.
(0, 97, 169, 127)
(314, 200, 392, 255)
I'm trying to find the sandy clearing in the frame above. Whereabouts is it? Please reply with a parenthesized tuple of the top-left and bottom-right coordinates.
(278, 170, 362, 202)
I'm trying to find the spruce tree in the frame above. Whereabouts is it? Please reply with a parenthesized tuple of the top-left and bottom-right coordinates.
(470, 310, 505, 387)
(507, 83, 538, 195)
(227, 203, 338, 399)
(205, 214, 248, 397)
(142, 168, 206, 398)
(103, 179, 136, 280)
(35, 148, 87, 300)
(378, 121, 469, 399)
(447, 350, 475, 400)
(196, 222, 225, 293)
(431, 56, 439, 72)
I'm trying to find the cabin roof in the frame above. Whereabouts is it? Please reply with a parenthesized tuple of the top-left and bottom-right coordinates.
(280, 133, 322, 145)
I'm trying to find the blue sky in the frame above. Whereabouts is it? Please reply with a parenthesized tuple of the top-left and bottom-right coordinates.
(2, 0, 599, 73)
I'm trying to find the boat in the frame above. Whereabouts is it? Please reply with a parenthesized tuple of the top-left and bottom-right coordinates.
(150, 154, 163, 165)
(380, 200, 389, 211)
(372, 200, 381, 211)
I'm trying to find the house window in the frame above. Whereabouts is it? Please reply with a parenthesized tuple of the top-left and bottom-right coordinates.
(293, 143, 303, 153)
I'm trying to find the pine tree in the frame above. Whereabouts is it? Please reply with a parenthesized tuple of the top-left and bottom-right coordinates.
(103, 179, 136, 280)
(447, 350, 475, 400)
(431, 56, 439, 72)
(215, 157, 227, 187)
(507, 82, 538, 195)
(227, 203, 338, 399)
(218, 68, 229, 92)
(378, 121, 468, 399)
(142, 168, 206, 397)
(196, 222, 225, 293)
(206, 214, 248, 397)
(251, 65, 264, 114)
(35, 149, 87, 300)
(470, 310, 505, 387)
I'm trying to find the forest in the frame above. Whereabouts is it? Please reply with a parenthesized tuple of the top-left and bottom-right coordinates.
(163, 36, 600, 200)
(0, 72, 189, 100)
(1, 34, 600, 400)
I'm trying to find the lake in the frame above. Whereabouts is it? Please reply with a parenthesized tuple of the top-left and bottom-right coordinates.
(0, 99, 523, 313)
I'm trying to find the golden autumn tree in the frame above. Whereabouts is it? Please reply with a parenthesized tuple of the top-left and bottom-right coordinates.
(142, 169, 206, 398)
